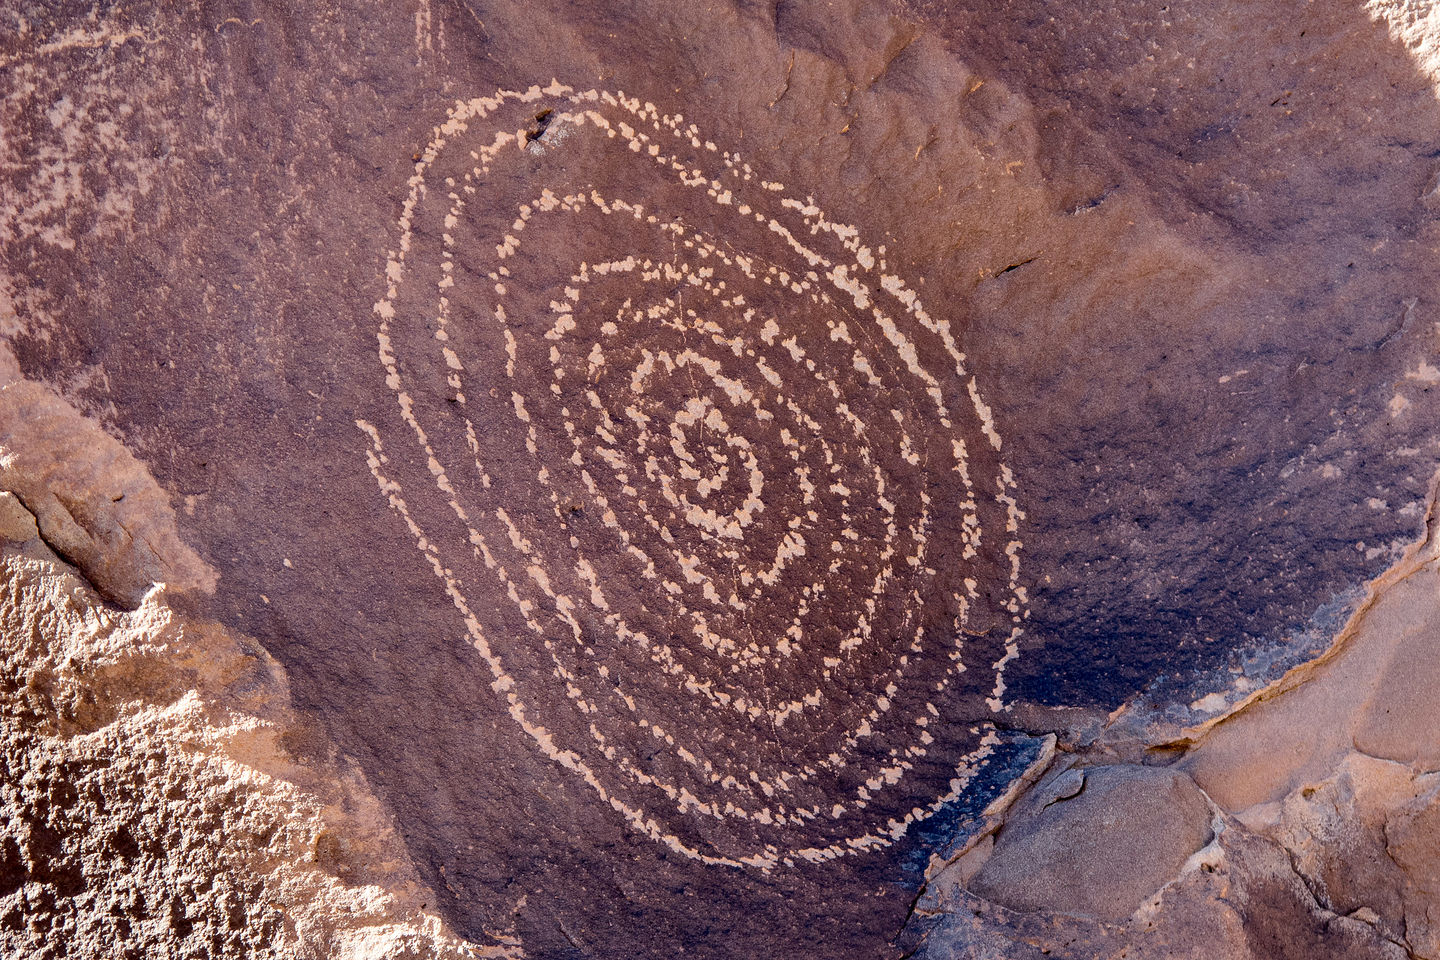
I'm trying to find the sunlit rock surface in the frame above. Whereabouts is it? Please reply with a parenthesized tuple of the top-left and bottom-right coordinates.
(3, 1, 1440, 957)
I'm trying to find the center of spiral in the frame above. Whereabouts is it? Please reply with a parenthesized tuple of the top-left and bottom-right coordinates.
(661, 397, 764, 540)
(366, 82, 1029, 872)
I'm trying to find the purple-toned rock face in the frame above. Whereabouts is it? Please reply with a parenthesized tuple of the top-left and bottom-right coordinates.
(363, 82, 1030, 874)
(3, 1, 1440, 958)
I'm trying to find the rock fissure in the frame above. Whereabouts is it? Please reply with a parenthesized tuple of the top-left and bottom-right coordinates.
(3, 489, 107, 605)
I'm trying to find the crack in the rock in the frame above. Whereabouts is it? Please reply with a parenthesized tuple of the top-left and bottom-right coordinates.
(1346, 735, 1426, 771)
(1274, 829, 1417, 958)
(4, 490, 76, 568)
(2, 488, 138, 611)
(864, 31, 917, 91)
(990, 256, 1039, 279)
(895, 885, 930, 939)
(1038, 769, 1086, 812)
(1147, 465, 1440, 753)
(1380, 811, 1422, 958)
(768, 49, 797, 110)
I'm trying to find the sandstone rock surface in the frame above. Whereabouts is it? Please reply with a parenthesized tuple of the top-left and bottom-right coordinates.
(911, 482, 1440, 957)
(0, 369, 485, 959)
(967, 764, 1213, 921)
(4, 0, 1440, 957)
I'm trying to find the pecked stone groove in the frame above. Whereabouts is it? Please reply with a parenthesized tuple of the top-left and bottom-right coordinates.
(362, 82, 1029, 871)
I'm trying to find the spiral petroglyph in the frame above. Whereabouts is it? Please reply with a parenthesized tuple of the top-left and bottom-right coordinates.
(359, 81, 1028, 871)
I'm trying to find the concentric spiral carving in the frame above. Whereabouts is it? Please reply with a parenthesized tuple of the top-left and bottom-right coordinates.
(360, 82, 1027, 870)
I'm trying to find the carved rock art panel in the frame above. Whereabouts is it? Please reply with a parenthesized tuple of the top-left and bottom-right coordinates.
(360, 81, 1028, 870)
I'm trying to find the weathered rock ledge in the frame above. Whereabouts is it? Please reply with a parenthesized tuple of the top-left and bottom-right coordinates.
(912, 472, 1440, 959)
(0, 363, 490, 959)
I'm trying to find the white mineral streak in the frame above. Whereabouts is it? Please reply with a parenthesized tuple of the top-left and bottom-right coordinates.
(364, 82, 1028, 871)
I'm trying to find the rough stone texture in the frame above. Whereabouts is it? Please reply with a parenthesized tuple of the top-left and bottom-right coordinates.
(4, 0, 1440, 957)
(0, 557, 488, 960)
(0, 370, 486, 959)
(967, 764, 1213, 922)
(1180, 559, 1440, 812)
(916, 817, 1413, 960)
(0, 352, 215, 609)
(911, 481, 1440, 957)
